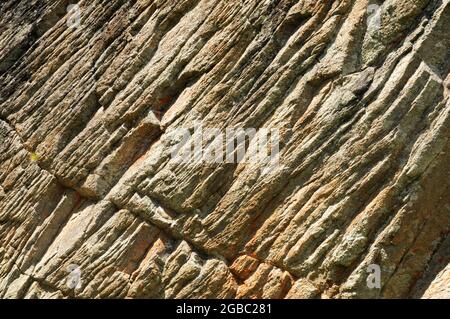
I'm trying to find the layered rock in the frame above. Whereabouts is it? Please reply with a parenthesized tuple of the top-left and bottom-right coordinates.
(0, 0, 449, 299)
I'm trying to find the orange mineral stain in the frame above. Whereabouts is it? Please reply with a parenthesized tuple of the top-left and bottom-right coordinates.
(158, 96, 172, 106)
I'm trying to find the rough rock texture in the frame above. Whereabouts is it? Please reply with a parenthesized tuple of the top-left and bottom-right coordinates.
(0, 0, 449, 299)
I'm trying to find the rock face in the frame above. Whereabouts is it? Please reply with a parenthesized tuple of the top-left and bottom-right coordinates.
(0, 0, 449, 299)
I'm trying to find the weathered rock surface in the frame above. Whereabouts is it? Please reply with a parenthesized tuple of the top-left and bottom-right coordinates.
(0, 0, 449, 299)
